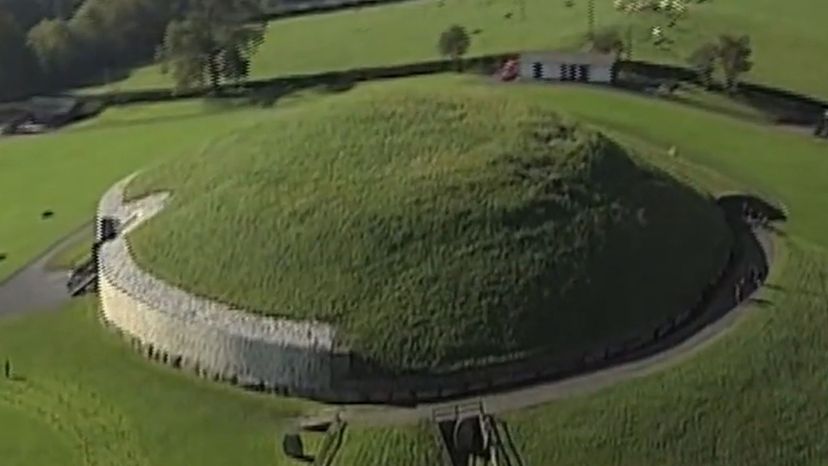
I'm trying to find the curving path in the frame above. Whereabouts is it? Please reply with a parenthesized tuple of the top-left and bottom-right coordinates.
(0, 188, 777, 428)
(0, 223, 91, 318)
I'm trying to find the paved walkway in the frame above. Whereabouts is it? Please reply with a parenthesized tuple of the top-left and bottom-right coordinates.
(0, 223, 91, 318)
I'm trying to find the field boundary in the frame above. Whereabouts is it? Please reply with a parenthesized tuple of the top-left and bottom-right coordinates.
(73, 58, 826, 125)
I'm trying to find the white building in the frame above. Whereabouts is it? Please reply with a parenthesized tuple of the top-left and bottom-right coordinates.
(518, 52, 617, 84)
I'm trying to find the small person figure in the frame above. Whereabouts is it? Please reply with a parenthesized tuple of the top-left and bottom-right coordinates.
(4, 358, 11, 379)
(667, 146, 678, 157)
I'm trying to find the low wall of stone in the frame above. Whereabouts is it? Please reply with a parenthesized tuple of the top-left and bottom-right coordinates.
(96, 176, 761, 404)
(96, 176, 349, 399)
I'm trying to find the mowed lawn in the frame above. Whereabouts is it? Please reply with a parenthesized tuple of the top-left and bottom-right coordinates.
(0, 100, 276, 282)
(0, 403, 79, 466)
(83, 0, 828, 99)
(332, 423, 443, 466)
(0, 300, 316, 466)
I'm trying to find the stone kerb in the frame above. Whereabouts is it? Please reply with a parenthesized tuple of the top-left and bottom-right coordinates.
(96, 175, 345, 397)
(95, 174, 752, 404)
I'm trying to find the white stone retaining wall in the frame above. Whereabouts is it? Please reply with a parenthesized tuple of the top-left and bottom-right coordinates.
(97, 176, 347, 396)
(94, 176, 749, 404)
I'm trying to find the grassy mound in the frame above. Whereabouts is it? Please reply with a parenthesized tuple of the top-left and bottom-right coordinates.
(126, 87, 730, 371)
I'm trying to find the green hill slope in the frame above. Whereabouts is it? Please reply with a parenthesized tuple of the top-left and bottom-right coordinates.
(126, 86, 730, 371)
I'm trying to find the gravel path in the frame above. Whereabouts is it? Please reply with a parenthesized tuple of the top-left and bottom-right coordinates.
(0, 223, 92, 318)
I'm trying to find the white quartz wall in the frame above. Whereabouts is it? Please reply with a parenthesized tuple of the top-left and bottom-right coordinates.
(97, 176, 347, 396)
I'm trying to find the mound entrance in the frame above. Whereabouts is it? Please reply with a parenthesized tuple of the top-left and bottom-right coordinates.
(124, 87, 732, 374)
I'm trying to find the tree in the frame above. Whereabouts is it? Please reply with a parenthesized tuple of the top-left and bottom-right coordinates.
(687, 42, 718, 88)
(591, 27, 625, 58)
(717, 34, 752, 91)
(0, 0, 81, 29)
(437, 24, 470, 71)
(71, 0, 175, 67)
(156, 0, 266, 92)
(27, 18, 76, 80)
(0, 10, 40, 101)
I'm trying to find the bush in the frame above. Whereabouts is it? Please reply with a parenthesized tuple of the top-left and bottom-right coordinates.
(437, 24, 471, 70)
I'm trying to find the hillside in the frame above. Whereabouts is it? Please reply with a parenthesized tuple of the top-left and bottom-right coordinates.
(124, 85, 731, 372)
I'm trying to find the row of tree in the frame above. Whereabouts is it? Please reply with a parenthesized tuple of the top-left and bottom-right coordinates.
(0, 0, 267, 101)
(589, 27, 753, 91)
(0, 0, 177, 100)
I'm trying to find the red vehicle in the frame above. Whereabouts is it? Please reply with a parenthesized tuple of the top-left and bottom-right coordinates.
(498, 58, 520, 81)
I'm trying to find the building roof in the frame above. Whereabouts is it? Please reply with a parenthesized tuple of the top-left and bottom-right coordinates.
(519, 51, 617, 66)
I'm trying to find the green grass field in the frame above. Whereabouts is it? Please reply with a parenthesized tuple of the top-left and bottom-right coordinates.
(0, 299, 316, 466)
(1, 73, 827, 465)
(81, 0, 828, 100)
(332, 423, 443, 466)
(0, 100, 283, 282)
(125, 83, 729, 372)
(0, 404, 79, 466)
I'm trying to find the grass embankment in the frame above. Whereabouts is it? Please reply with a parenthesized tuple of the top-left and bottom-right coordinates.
(83, 0, 828, 99)
(0, 99, 277, 282)
(126, 86, 729, 372)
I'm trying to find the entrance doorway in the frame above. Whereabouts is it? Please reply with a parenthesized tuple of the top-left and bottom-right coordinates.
(578, 64, 590, 82)
(532, 62, 543, 79)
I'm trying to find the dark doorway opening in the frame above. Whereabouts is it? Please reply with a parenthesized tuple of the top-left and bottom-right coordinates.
(532, 62, 543, 79)
(578, 64, 590, 82)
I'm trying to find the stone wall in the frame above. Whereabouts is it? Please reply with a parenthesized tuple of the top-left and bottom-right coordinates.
(95, 176, 756, 404)
(97, 176, 349, 398)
